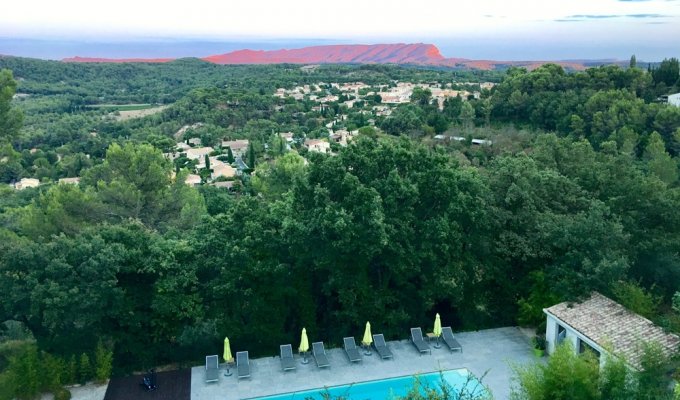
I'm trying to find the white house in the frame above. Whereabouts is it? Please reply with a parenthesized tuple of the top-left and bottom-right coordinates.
(221, 140, 250, 157)
(14, 178, 40, 190)
(305, 139, 330, 154)
(544, 292, 680, 369)
(669, 93, 680, 107)
(184, 174, 202, 187)
(185, 147, 214, 161)
(211, 163, 236, 180)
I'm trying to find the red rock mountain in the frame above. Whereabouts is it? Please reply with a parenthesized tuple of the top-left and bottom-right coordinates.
(203, 43, 444, 64)
(62, 43, 590, 70)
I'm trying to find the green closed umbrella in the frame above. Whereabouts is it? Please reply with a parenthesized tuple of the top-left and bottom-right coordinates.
(361, 321, 373, 346)
(433, 313, 442, 348)
(223, 337, 233, 362)
(299, 328, 310, 364)
(223, 336, 234, 376)
(361, 321, 373, 355)
(433, 313, 442, 337)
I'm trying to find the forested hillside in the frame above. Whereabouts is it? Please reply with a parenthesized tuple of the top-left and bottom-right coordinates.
(1, 57, 679, 393)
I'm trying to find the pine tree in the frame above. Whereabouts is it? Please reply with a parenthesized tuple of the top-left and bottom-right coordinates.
(78, 353, 92, 384)
(630, 54, 637, 69)
(10, 345, 40, 399)
(41, 352, 62, 392)
(227, 147, 235, 164)
(94, 340, 113, 383)
(204, 154, 211, 171)
(248, 144, 256, 169)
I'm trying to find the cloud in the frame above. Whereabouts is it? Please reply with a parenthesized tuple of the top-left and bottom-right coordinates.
(557, 13, 671, 21)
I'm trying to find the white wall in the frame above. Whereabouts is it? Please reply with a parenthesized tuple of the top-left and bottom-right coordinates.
(545, 312, 606, 368)
(669, 93, 680, 107)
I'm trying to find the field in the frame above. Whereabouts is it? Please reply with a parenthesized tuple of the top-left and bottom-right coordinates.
(86, 103, 158, 111)
(84, 104, 170, 121)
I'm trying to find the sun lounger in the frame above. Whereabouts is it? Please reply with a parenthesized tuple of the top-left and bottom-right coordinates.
(205, 355, 219, 383)
(442, 327, 463, 352)
(312, 342, 330, 368)
(410, 327, 431, 355)
(372, 334, 393, 359)
(236, 351, 251, 379)
(343, 337, 362, 363)
(280, 344, 296, 371)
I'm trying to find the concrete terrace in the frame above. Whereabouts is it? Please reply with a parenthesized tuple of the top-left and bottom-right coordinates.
(191, 327, 534, 400)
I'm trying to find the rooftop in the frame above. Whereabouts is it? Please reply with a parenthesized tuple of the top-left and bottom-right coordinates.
(545, 292, 680, 368)
(191, 327, 532, 400)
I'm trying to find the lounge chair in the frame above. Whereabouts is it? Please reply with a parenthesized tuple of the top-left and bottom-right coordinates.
(442, 327, 463, 352)
(312, 342, 330, 368)
(236, 351, 251, 379)
(372, 334, 393, 359)
(410, 327, 431, 355)
(343, 337, 362, 363)
(280, 344, 296, 371)
(205, 355, 219, 383)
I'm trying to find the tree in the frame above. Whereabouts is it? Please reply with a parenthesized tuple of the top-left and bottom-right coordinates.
(643, 131, 678, 185)
(247, 142, 256, 169)
(94, 340, 113, 383)
(460, 102, 475, 130)
(226, 147, 235, 164)
(411, 87, 432, 107)
(204, 153, 211, 171)
(652, 58, 679, 87)
(252, 152, 306, 199)
(8, 344, 40, 400)
(630, 55, 637, 69)
(0, 69, 23, 142)
(78, 353, 92, 384)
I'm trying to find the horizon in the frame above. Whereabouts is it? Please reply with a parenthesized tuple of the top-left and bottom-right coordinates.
(1, 0, 680, 61)
(1, 36, 678, 62)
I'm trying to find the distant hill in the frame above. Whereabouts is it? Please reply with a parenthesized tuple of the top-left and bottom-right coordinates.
(64, 56, 173, 63)
(63, 43, 621, 70)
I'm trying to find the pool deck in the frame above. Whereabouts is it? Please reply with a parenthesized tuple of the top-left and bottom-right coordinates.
(190, 326, 535, 400)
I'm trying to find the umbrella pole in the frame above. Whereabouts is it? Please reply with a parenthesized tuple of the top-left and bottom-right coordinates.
(301, 351, 309, 364)
(363, 343, 372, 356)
(434, 336, 441, 349)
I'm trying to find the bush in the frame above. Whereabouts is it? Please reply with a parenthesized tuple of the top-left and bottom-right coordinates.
(78, 353, 92, 384)
(611, 281, 660, 319)
(53, 387, 71, 400)
(62, 355, 77, 386)
(9, 344, 40, 400)
(94, 340, 113, 383)
(41, 352, 62, 392)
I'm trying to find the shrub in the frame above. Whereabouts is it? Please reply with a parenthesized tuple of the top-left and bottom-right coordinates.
(94, 340, 113, 383)
(62, 355, 77, 386)
(40, 352, 62, 392)
(8, 344, 40, 400)
(78, 353, 92, 384)
(53, 387, 71, 400)
(611, 281, 660, 319)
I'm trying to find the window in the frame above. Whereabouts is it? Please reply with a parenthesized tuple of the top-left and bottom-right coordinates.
(578, 339, 601, 359)
(557, 324, 566, 344)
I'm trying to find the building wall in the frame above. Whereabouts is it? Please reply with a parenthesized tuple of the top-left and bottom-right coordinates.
(545, 313, 606, 368)
(669, 94, 680, 107)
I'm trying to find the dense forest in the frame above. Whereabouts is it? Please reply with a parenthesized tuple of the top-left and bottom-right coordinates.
(1, 56, 680, 398)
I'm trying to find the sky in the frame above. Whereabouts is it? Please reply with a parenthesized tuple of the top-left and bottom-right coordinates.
(1, 0, 679, 60)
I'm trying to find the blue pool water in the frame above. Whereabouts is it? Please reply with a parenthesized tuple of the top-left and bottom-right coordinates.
(248, 369, 487, 400)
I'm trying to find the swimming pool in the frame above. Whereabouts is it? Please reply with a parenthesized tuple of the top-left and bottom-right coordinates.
(247, 369, 487, 400)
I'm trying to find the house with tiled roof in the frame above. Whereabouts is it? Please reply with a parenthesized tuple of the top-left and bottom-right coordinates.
(544, 292, 680, 369)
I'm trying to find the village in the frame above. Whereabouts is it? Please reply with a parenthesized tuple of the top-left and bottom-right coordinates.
(8, 79, 496, 192)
